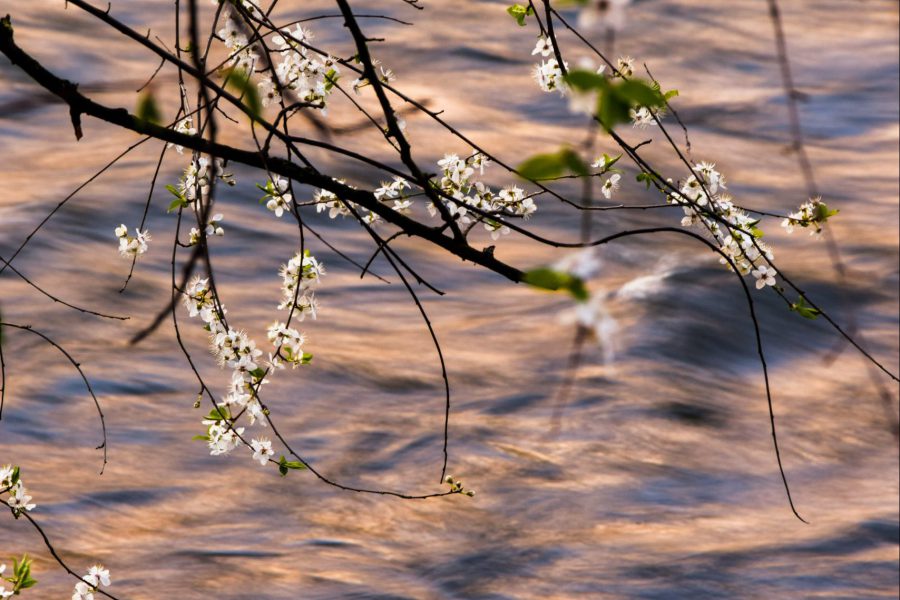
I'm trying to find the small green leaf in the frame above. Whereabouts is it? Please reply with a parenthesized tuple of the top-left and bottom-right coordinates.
(204, 406, 231, 421)
(664, 89, 680, 101)
(815, 202, 839, 222)
(136, 91, 162, 126)
(522, 268, 589, 302)
(191, 434, 210, 441)
(278, 455, 307, 477)
(224, 67, 262, 120)
(617, 79, 665, 107)
(324, 68, 339, 92)
(506, 3, 534, 26)
(517, 147, 588, 181)
(595, 153, 621, 172)
(579, 77, 666, 132)
(563, 69, 607, 92)
(636, 172, 653, 188)
(790, 296, 821, 320)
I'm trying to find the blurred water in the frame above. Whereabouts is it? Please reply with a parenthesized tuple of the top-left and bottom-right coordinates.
(0, 0, 898, 598)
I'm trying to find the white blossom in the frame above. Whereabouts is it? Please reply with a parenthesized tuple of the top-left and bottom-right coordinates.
(250, 437, 274, 465)
(601, 173, 621, 199)
(532, 36, 554, 57)
(751, 265, 777, 289)
(84, 565, 111, 588)
(114, 225, 151, 258)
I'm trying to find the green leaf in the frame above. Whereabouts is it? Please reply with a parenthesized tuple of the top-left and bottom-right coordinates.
(224, 67, 262, 120)
(204, 406, 231, 421)
(597, 88, 632, 131)
(636, 172, 653, 188)
(11, 554, 36, 593)
(617, 80, 664, 107)
(563, 69, 607, 92)
(664, 89, 680, 101)
(815, 202, 839, 222)
(278, 455, 307, 476)
(595, 153, 621, 172)
(136, 91, 162, 126)
(522, 268, 589, 302)
(790, 296, 821, 320)
(506, 3, 534, 26)
(324, 68, 339, 92)
(582, 77, 665, 132)
(191, 434, 210, 441)
(517, 147, 588, 181)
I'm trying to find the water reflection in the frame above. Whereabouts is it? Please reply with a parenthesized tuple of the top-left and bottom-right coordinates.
(0, 0, 897, 598)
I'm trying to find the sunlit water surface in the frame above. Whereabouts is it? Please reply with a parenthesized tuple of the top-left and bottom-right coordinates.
(0, 0, 898, 598)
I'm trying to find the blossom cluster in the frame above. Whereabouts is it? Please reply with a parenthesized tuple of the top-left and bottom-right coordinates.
(278, 249, 324, 316)
(167, 116, 197, 155)
(668, 161, 778, 289)
(443, 475, 476, 497)
(182, 243, 324, 465)
(433, 152, 535, 239)
(72, 565, 111, 600)
(113, 224, 151, 258)
(781, 196, 835, 236)
(0, 464, 35, 515)
(260, 25, 340, 111)
(259, 174, 293, 218)
(218, 16, 260, 73)
(179, 156, 232, 209)
(310, 151, 536, 240)
(529, 38, 663, 129)
(531, 36, 566, 93)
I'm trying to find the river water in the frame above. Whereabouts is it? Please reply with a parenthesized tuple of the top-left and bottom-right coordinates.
(0, 0, 898, 598)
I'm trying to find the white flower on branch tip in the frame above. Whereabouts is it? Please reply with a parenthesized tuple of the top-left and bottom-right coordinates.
(601, 173, 621, 199)
(533, 58, 566, 94)
(279, 251, 325, 308)
(6, 481, 36, 513)
(379, 65, 396, 83)
(205, 419, 244, 456)
(72, 581, 94, 600)
(267, 321, 309, 367)
(250, 437, 274, 466)
(213, 328, 263, 371)
(167, 116, 196, 154)
(751, 265, 777, 289)
(258, 76, 278, 107)
(262, 175, 293, 218)
(532, 36, 554, 57)
(84, 565, 111, 588)
(615, 55, 635, 78)
(0, 464, 15, 487)
(114, 226, 151, 258)
(781, 196, 830, 236)
(205, 213, 225, 237)
(630, 106, 658, 128)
